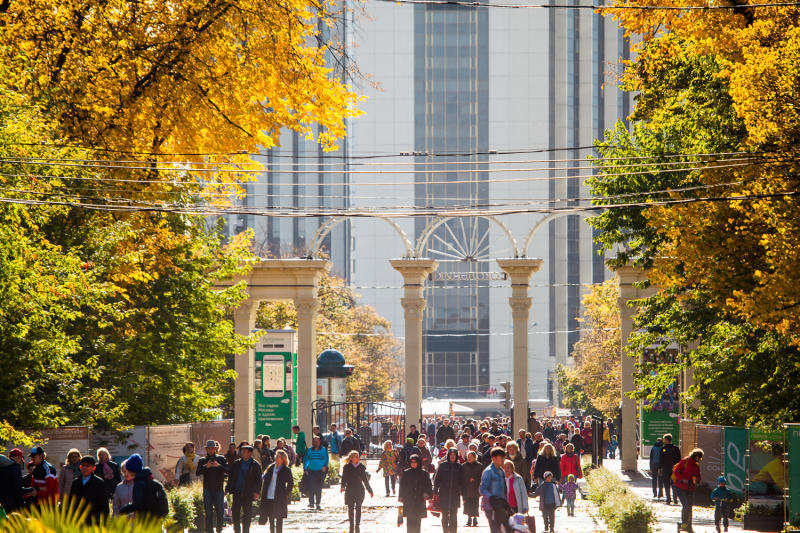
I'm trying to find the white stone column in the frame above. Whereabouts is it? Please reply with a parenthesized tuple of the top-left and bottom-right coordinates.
(615, 265, 653, 471)
(296, 297, 320, 435)
(497, 259, 543, 431)
(233, 299, 257, 445)
(390, 259, 438, 433)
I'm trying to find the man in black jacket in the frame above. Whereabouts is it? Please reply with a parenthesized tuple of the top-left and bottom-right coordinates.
(339, 428, 361, 458)
(658, 433, 682, 505)
(226, 445, 262, 533)
(197, 440, 229, 533)
(0, 453, 24, 513)
(436, 419, 456, 447)
(70, 456, 109, 524)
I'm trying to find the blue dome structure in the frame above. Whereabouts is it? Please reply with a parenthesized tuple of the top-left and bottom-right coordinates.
(316, 348, 354, 378)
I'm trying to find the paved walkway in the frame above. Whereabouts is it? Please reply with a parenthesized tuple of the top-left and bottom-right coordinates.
(222, 458, 763, 532)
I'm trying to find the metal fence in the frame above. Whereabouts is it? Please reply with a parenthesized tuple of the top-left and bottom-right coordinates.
(312, 400, 405, 457)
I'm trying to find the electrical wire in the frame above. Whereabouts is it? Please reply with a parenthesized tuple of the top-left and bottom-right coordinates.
(378, 0, 800, 9)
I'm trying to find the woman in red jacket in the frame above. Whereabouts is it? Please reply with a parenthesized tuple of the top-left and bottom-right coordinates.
(559, 443, 583, 480)
(672, 448, 704, 533)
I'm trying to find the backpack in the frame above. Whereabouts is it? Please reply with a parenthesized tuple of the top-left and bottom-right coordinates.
(144, 478, 169, 517)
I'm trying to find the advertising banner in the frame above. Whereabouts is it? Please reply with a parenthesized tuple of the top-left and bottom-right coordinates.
(786, 424, 800, 525)
(147, 424, 191, 485)
(696, 425, 723, 489)
(91, 426, 147, 464)
(640, 348, 681, 457)
(679, 419, 697, 457)
(33, 427, 91, 471)
(191, 420, 233, 451)
(724, 426, 748, 497)
(748, 427, 784, 505)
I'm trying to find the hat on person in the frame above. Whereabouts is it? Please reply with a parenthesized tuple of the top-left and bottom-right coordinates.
(406, 438, 414, 445)
(79, 455, 96, 465)
(718, 476, 726, 484)
(543, 471, 553, 479)
(125, 453, 143, 473)
(240, 444, 254, 451)
(9, 448, 23, 458)
(205, 440, 218, 448)
(29, 446, 44, 457)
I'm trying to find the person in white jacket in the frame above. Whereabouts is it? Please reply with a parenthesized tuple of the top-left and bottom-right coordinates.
(174, 442, 201, 486)
(502, 460, 529, 514)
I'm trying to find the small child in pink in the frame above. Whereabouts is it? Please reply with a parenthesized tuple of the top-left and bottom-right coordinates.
(561, 474, 580, 516)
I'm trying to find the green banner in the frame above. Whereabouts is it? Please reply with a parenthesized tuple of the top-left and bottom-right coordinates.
(255, 351, 296, 440)
(724, 426, 748, 497)
(787, 425, 800, 525)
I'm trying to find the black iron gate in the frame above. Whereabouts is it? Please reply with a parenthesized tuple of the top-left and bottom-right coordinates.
(312, 400, 405, 457)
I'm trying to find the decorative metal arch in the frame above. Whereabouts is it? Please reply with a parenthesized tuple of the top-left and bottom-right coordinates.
(522, 211, 595, 257)
(414, 215, 521, 259)
(310, 215, 414, 258)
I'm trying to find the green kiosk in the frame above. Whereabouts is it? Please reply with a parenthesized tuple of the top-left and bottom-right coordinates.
(254, 329, 298, 441)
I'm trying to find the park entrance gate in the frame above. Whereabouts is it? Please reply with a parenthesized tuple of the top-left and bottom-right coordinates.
(312, 400, 405, 457)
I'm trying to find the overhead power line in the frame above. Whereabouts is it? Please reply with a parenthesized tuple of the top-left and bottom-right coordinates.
(378, 0, 800, 10)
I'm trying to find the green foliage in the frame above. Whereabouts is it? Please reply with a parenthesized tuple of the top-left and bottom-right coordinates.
(0, 500, 167, 533)
(290, 466, 304, 502)
(167, 484, 198, 529)
(326, 456, 341, 485)
(586, 468, 656, 533)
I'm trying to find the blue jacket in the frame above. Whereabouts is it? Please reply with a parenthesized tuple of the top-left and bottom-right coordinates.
(303, 447, 329, 471)
(328, 431, 342, 454)
(711, 486, 732, 510)
(649, 441, 663, 470)
(479, 463, 506, 499)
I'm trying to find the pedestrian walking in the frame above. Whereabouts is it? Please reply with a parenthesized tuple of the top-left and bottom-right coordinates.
(112, 460, 134, 518)
(434, 448, 464, 533)
(532, 443, 561, 486)
(328, 424, 343, 456)
(259, 450, 293, 533)
(479, 447, 507, 533)
(175, 442, 200, 486)
(398, 454, 433, 533)
(95, 448, 122, 501)
(416, 437, 434, 474)
(118, 453, 169, 520)
(292, 426, 307, 467)
(226, 444, 262, 533)
(608, 435, 619, 458)
(407, 425, 421, 445)
(376, 440, 399, 496)
(341, 450, 374, 533)
(502, 460, 528, 515)
(461, 450, 482, 527)
(672, 448, 704, 533)
(28, 446, 58, 506)
(197, 440, 229, 533)
(649, 437, 664, 499)
(534, 471, 561, 533)
(559, 443, 582, 481)
(260, 437, 275, 469)
(57, 448, 82, 504)
(659, 433, 682, 505)
(225, 443, 239, 465)
(437, 419, 457, 447)
(0, 451, 24, 513)
(302, 435, 329, 510)
(561, 474, 579, 516)
(711, 476, 732, 533)
(70, 455, 109, 524)
(340, 428, 361, 458)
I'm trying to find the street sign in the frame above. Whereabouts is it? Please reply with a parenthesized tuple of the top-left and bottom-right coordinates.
(254, 330, 298, 441)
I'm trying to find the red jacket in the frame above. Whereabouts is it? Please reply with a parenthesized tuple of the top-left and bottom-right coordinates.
(672, 458, 701, 491)
(560, 452, 583, 479)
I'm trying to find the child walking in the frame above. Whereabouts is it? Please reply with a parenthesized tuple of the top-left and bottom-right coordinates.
(561, 474, 579, 516)
(711, 476, 732, 533)
(534, 471, 562, 533)
(376, 440, 399, 496)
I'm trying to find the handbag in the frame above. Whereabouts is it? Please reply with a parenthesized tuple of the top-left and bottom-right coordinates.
(299, 472, 310, 495)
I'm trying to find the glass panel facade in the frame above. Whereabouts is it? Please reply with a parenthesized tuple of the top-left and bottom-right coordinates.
(414, 3, 489, 397)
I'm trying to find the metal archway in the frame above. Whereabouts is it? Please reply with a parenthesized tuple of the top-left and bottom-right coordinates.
(310, 215, 415, 258)
(522, 211, 595, 257)
(414, 215, 521, 259)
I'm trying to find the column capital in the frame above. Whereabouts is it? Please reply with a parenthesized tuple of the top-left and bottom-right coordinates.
(400, 297, 427, 318)
(390, 258, 438, 285)
(509, 296, 532, 319)
(496, 258, 543, 284)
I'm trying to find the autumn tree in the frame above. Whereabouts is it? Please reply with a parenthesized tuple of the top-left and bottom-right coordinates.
(557, 280, 621, 417)
(256, 271, 403, 402)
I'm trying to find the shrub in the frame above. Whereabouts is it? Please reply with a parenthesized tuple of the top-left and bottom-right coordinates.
(0, 501, 167, 533)
(290, 466, 304, 501)
(585, 467, 656, 533)
(326, 456, 341, 485)
(167, 484, 197, 530)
